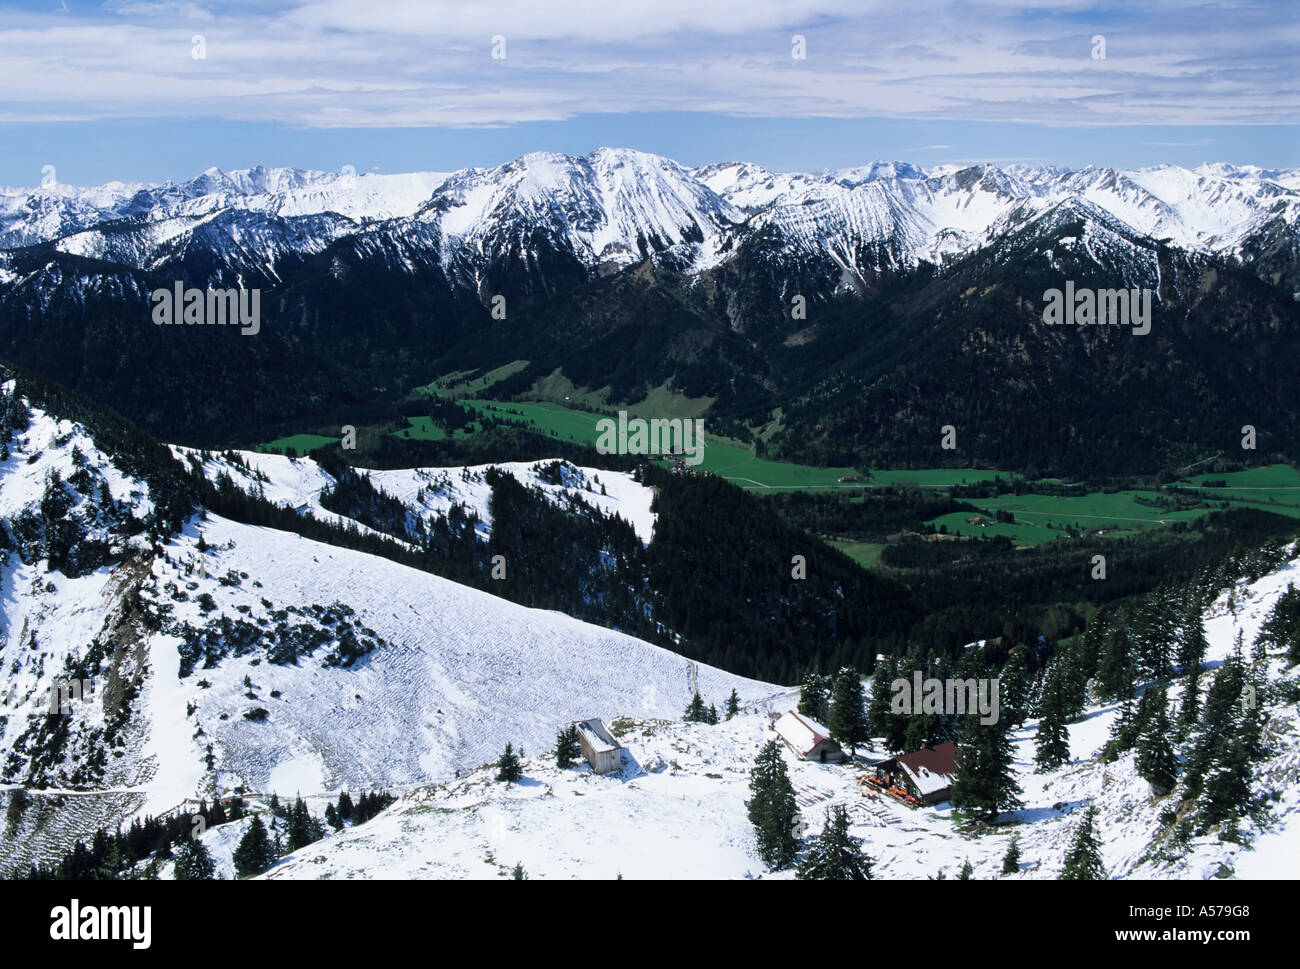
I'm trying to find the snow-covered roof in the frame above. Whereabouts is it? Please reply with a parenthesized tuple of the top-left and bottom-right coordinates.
(890, 742, 959, 797)
(774, 711, 837, 757)
(575, 719, 618, 754)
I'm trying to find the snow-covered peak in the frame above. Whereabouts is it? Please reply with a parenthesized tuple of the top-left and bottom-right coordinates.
(1, 152, 1296, 287)
(415, 147, 742, 271)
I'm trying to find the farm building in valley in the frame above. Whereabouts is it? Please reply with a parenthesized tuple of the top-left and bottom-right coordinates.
(574, 718, 623, 774)
(774, 711, 843, 763)
(871, 741, 959, 806)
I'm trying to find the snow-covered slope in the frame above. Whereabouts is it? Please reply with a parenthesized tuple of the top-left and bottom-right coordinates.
(246, 550, 1300, 881)
(135, 509, 771, 809)
(0, 390, 772, 873)
(174, 448, 657, 545)
(416, 148, 744, 275)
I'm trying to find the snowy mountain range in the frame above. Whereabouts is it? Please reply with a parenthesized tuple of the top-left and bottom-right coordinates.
(2, 150, 1296, 291)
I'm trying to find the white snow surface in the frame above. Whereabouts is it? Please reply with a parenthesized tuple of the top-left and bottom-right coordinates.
(243, 552, 1300, 880)
(171, 448, 657, 545)
(135, 512, 774, 809)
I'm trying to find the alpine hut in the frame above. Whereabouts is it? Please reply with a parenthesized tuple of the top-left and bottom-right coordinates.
(774, 711, 843, 763)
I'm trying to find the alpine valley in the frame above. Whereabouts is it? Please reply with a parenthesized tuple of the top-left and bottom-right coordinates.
(0, 151, 1298, 882)
(1, 150, 1298, 475)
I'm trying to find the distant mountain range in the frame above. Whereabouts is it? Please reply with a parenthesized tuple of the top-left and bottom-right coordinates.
(4, 151, 1297, 282)
(1, 149, 1297, 475)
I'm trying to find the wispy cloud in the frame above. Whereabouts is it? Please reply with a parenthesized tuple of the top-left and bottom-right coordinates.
(0, 0, 1294, 128)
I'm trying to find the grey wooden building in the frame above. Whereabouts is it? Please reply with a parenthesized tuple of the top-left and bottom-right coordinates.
(575, 718, 623, 774)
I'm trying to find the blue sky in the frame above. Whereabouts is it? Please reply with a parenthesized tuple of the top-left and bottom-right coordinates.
(1, 0, 1297, 186)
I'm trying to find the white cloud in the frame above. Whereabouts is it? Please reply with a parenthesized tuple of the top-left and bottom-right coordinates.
(0, 0, 1293, 127)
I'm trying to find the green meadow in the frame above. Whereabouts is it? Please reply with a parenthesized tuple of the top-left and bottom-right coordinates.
(1178, 465, 1300, 515)
(930, 490, 1203, 546)
(827, 540, 888, 569)
(255, 388, 1300, 558)
(258, 432, 339, 454)
(1186, 464, 1300, 489)
(865, 468, 1005, 488)
(416, 360, 532, 399)
(928, 478, 1300, 548)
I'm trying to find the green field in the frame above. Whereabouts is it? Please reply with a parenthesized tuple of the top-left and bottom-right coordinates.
(393, 416, 484, 442)
(257, 392, 1300, 557)
(458, 399, 877, 489)
(931, 491, 1205, 545)
(863, 468, 1005, 488)
(930, 478, 1300, 547)
(452, 398, 1018, 493)
(417, 361, 532, 399)
(1186, 464, 1300, 489)
(1178, 465, 1300, 515)
(259, 432, 339, 454)
(827, 540, 888, 568)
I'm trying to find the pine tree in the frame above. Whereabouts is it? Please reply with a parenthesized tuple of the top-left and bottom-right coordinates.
(1177, 607, 1209, 732)
(1135, 683, 1178, 796)
(1255, 582, 1300, 666)
(999, 646, 1032, 727)
(1000, 835, 1022, 875)
(496, 742, 523, 785)
(1059, 806, 1106, 880)
(725, 689, 740, 720)
(1102, 695, 1138, 762)
(285, 796, 324, 851)
(1183, 652, 1246, 799)
(867, 658, 895, 737)
(828, 666, 869, 757)
(1191, 652, 1265, 832)
(746, 739, 799, 870)
(1034, 658, 1072, 770)
(337, 790, 354, 821)
(510, 861, 526, 880)
(707, 703, 719, 725)
(903, 712, 932, 754)
(172, 836, 217, 880)
(325, 803, 342, 831)
(797, 669, 829, 722)
(883, 696, 910, 753)
(950, 715, 1022, 823)
(958, 859, 974, 880)
(1133, 591, 1176, 682)
(1094, 622, 1137, 703)
(555, 724, 581, 768)
(796, 805, 873, 880)
(232, 815, 275, 878)
(683, 691, 707, 723)
(1057, 634, 1090, 719)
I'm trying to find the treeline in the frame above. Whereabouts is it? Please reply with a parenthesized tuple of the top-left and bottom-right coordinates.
(874, 509, 1300, 664)
(10, 796, 248, 880)
(11, 789, 397, 880)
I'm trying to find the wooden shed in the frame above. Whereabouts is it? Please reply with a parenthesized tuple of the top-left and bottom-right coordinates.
(575, 718, 623, 774)
(774, 711, 843, 763)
